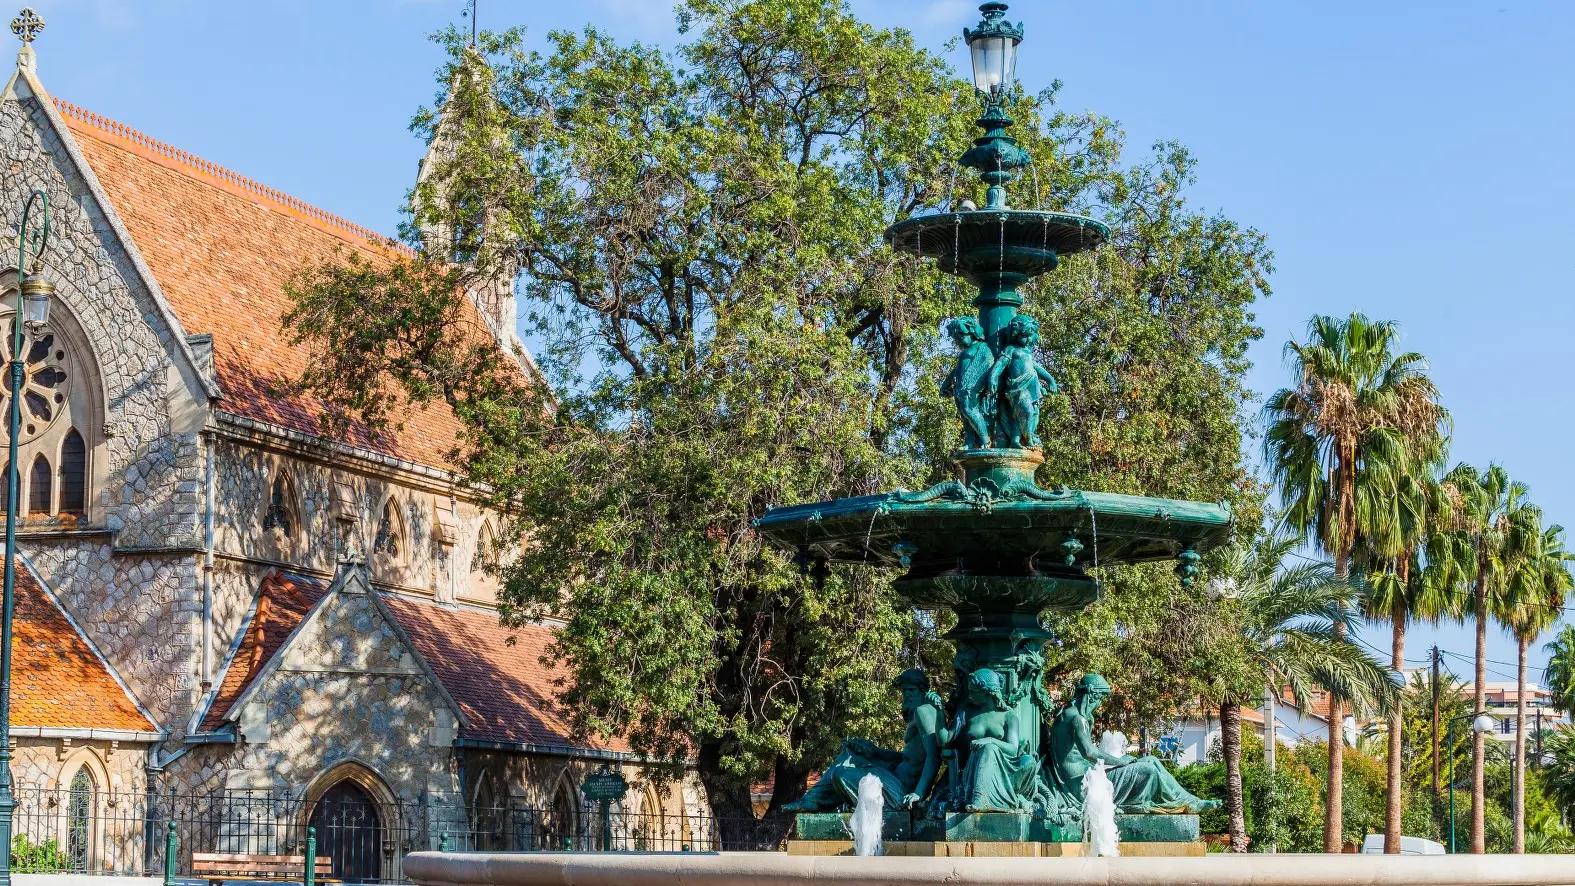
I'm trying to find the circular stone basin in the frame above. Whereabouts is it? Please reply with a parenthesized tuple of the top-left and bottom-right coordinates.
(884, 210, 1109, 285)
(403, 849, 1575, 886)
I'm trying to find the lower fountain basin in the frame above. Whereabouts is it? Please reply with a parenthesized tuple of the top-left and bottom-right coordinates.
(403, 849, 1575, 886)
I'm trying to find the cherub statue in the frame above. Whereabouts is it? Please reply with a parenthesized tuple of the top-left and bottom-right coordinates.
(987, 314, 1058, 449)
(939, 317, 996, 450)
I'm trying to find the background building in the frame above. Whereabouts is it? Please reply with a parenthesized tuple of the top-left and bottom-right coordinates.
(1, 28, 705, 879)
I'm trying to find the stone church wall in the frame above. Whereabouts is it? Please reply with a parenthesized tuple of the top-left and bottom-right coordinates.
(223, 591, 456, 801)
(3, 92, 211, 731)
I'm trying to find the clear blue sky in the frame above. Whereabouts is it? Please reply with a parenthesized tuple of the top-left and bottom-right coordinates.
(17, 0, 1575, 686)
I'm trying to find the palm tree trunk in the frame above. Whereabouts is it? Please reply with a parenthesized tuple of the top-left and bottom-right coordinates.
(1513, 633, 1529, 853)
(1472, 576, 1488, 854)
(1222, 699, 1246, 852)
(1326, 689, 1345, 853)
(1385, 608, 1405, 853)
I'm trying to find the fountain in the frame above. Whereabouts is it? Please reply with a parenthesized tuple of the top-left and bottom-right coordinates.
(755, 0, 1227, 855)
(402, 3, 1575, 884)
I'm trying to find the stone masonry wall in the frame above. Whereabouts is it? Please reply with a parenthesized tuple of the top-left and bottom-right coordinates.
(2, 92, 209, 734)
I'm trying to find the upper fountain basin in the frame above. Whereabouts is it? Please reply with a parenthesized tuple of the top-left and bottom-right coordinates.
(753, 487, 1232, 572)
(884, 209, 1109, 286)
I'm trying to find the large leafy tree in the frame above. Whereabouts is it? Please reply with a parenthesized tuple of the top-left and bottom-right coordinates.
(1204, 529, 1397, 852)
(282, 0, 1270, 833)
(1500, 521, 1573, 852)
(1261, 313, 1446, 851)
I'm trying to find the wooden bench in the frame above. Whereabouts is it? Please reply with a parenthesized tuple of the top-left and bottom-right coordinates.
(192, 852, 337, 884)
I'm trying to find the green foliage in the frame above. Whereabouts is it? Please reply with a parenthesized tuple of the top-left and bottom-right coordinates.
(11, 834, 68, 873)
(1174, 740, 1325, 852)
(1545, 625, 1575, 717)
(281, 0, 1270, 822)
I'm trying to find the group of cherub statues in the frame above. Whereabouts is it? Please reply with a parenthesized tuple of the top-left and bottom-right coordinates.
(783, 665, 1219, 823)
(940, 314, 1060, 450)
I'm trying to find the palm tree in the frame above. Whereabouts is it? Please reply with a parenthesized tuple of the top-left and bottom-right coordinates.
(1544, 726, 1575, 815)
(1545, 625, 1575, 718)
(1208, 529, 1400, 852)
(1443, 463, 1540, 853)
(1501, 522, 1574, 852)
(1262, 313, 1447, 852)
(1356, 439, 1455, 852)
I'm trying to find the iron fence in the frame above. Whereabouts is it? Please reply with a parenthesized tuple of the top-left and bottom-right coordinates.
(8, 787, 776, 882)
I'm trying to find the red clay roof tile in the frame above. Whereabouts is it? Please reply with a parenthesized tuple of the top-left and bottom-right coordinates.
(12, 559, 155, 733)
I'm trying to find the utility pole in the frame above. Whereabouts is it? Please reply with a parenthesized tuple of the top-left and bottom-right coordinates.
(1535, 708, 1542, 768)
(1432, 645, 1442, 797)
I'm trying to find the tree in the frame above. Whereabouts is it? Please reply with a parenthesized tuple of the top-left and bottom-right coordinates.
(1355, 422, 1453, 852)
(1261, 313, 1447, 851)
(1544, 727, 1575, 816)
(1206, 528, 1399, 852)
(281, 0, 1271, 836)
(1500, 521, 1573, 851)
(1544, 625, 1575, 717)
(1441, 464, 1540, 853)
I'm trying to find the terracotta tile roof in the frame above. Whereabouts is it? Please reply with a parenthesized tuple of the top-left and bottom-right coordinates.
(53, 98, 501, 471)
(380, 595, 629, 752)
(200, 571, 624, 753)
(198, 571, 324, 733)
(12, 559, 155, 733)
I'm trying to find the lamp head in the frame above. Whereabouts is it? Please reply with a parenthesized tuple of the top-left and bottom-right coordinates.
(963, 2, 1023, 98)
(1471, 714, 1496, 735)
(18, 273, 51, 329)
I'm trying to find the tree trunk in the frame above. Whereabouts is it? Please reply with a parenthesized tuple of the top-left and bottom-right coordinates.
(1222, 699, 1247, 852)
(1325, 511, 1352, 855)
(1385, 610, 1406, 853)
(1471, 576, 1488, 854)
(1325, 690, 1345, 853)
(1513, 633, 1529, 853)
(696, 740, 791, 851)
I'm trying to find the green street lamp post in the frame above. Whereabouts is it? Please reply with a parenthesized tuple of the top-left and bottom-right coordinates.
(1446, 711, 1496, 854)
(1, 189, 52, 886)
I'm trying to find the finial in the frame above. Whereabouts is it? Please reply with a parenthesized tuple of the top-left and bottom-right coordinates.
(10, 8, 42, 44)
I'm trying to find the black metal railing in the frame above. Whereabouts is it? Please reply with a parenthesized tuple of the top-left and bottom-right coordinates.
(7, 787, 774, 882)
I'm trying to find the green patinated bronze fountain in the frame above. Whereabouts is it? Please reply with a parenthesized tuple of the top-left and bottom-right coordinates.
(752, 3, 1233, 847)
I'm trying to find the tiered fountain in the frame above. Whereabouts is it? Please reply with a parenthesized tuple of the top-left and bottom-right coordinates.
(405, 3, 1575, 883)
(753, 1, 1229, 854)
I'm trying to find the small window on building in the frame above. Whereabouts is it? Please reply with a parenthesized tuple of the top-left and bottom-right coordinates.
(67, 764, 94, 872)
(58, 429, 85, 516)
(373, 499, 402, 559)
(263, 473, 297, 537)
(28, 453, 51, 515)
(473, 521, 498, 574)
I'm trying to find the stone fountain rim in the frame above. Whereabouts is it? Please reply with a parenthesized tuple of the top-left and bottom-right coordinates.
(403, 849, 1575, 886)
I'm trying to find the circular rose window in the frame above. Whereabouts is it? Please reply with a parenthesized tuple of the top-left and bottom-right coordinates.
(0, 322, 72, 444)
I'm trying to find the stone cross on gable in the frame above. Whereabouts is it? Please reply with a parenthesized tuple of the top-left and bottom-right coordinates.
(10, 8, 43, 44)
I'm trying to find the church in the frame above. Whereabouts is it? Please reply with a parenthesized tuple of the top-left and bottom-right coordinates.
(0, 14, 704, 878)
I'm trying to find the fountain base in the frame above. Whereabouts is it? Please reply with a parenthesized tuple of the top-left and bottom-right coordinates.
(795, 811, 1198, 844)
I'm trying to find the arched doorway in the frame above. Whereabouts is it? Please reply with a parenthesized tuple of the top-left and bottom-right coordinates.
(307, 780, 382, 883)
(66, 765, 94, 872)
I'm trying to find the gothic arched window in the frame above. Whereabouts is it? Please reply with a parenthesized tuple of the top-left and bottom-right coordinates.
(67, 764, 94, 871)
(263, 472, 298, 538)
(373, 499, 403, 560)
(472, 520, 498, 574)
(28, 453, 50, 515)
(0, 285, 98, 524)
(58, 429, 85, 515)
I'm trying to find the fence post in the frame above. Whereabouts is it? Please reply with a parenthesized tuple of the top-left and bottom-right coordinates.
(304, 827, 316, 886)
(163, 821, 177, 886)
(439, 833, 450, 852)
